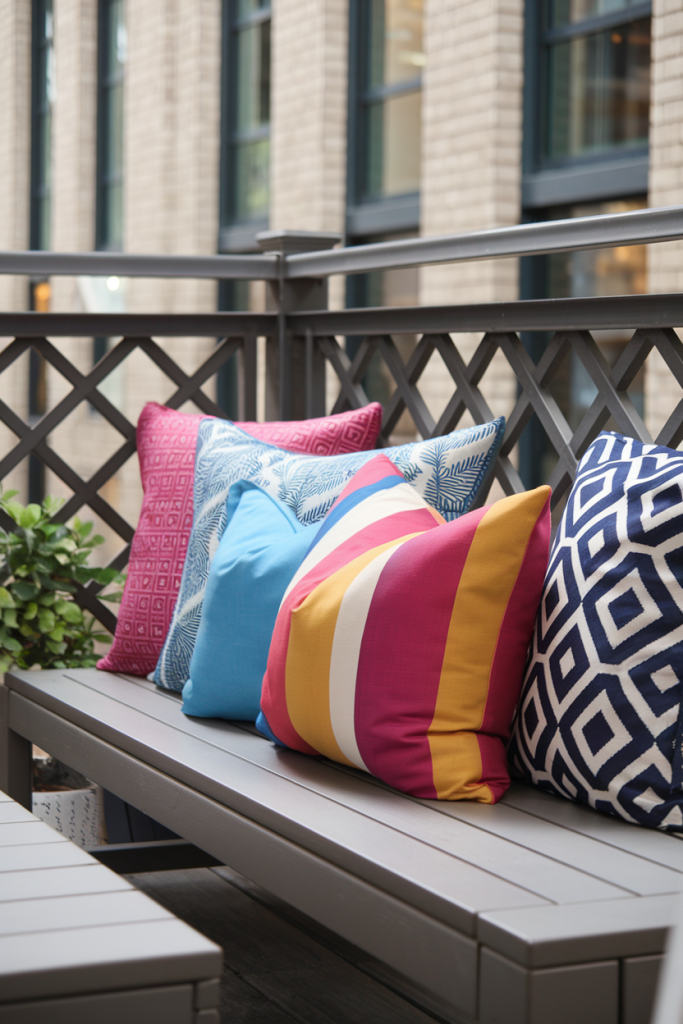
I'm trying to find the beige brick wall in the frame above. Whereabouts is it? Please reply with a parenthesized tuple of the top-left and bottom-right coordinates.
(419, 0, 525, 446)
(0, 1, 33, 499)
(270, 0, 349, 234)
(645, 0, 683, 441)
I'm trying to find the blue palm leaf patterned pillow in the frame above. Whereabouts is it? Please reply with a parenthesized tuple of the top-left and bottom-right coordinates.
(154, 417, 505, 690)
(509, 432, 683, 832)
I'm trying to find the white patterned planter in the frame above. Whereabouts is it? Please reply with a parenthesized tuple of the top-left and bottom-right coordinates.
(32, 785, 107, 848)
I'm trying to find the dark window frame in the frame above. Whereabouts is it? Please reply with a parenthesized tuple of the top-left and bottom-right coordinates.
(30, 0, 53, 252)
(29, 0, 54, 503)
(96, 0, 125, 252)
(219, 0, 271, 253)
(522, 0, 651, 209)
(346, 0, 421, 240)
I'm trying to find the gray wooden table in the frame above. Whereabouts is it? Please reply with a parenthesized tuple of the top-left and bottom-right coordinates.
(2, 667, 682, 1024)
(0, 788, 221, 1023)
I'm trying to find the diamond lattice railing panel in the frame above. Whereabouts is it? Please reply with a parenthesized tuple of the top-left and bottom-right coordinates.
(320, 326, 683, 510)
(0, 332, 249, 630)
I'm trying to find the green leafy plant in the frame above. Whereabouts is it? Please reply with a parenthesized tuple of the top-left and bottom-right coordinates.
(0, 491, 125, 673)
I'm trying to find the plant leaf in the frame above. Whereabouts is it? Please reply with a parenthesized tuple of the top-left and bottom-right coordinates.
(3, 608, 18, 629)
(55, 601, 83, 624)
(0, 587, 16, 608)
(12, 581, 38, 602)
(37, 610, 56, 634)
(18, 505, 42, 529)
(46, 639, 67, 655)
(4, 501, 24, 524)
(0, 635, 23, 653)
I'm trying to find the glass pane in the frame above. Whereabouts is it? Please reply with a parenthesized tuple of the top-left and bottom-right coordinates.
(37, 2, 55, 111)
(550, 0, 636, 27)
(107, 0, 126, 76)
(99, 0, 126, 247)
(105, 183, 124, 251)
(32, 0, 54, 250)
(369, 0, 424, 88)
(237, 0, 271, 21)
(236, 20, 271, 131)
(106, 80, 124, 181)
(234, 138, 270, 219)
(546, 18, 650, 160)
(366, 89, 420, 197)
(38, 193, 51, 253)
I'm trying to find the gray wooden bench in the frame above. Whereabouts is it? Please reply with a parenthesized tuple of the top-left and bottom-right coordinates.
(2, 667, 681, 1024)
(0, 781, 222, 1023)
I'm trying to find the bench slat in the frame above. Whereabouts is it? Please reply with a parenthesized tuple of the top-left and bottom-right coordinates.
(477, 894, 677, 968)
(0, 864, 132, 903)
(37, 669, 683, 900)
(0, 803, 37, 825)
(503, 782, 683, 871)
(0, 840, 100, 873)
(0, 820, 69, 848)
(407, 795, 683, 897)
(0, 889, 173, 938)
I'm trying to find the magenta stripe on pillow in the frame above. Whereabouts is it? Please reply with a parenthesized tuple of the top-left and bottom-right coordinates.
(354, 509, 486, 795)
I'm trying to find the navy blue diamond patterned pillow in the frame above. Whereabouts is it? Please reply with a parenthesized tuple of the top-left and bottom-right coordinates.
(509, 432, 683, 831)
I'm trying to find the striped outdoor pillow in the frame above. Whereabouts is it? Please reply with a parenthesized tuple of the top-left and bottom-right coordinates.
(259, 455, 551, 803)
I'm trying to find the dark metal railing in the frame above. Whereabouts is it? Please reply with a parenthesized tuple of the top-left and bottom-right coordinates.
(1, 204, 683, 629)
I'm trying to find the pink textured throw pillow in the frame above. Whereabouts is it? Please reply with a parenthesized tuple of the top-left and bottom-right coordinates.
(97, 401, 383, 675)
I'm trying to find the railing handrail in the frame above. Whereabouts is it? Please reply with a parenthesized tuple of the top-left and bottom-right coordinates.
(0, 251, 279, 281)
(285, 206, 683, 278)
(0, 205, 682, 283)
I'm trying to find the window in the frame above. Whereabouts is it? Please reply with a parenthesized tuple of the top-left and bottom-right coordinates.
(96, 0, 126, 251)
(523, 0, 651, 207)
(544, 6, 650, 163)
(220, 0, 271, 248)
(347, 0, 423, 235)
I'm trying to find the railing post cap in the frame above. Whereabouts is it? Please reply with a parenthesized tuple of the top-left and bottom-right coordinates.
(256, 230, 342, 255)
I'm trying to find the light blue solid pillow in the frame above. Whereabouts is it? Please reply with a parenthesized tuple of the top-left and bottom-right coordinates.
(155, 416, 505, 690)
(182, 482, 319, 720)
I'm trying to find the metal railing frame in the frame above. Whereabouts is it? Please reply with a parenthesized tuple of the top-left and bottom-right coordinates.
(1, 203, 683, 628)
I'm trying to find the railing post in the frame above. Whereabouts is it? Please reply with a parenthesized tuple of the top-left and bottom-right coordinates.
(257, 230, 341, 420)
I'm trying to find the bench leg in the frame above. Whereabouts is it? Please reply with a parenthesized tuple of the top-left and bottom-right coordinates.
(0, 682, 32, 808)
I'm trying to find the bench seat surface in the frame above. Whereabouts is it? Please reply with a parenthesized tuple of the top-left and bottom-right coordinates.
(5, 667, 683, 1023)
